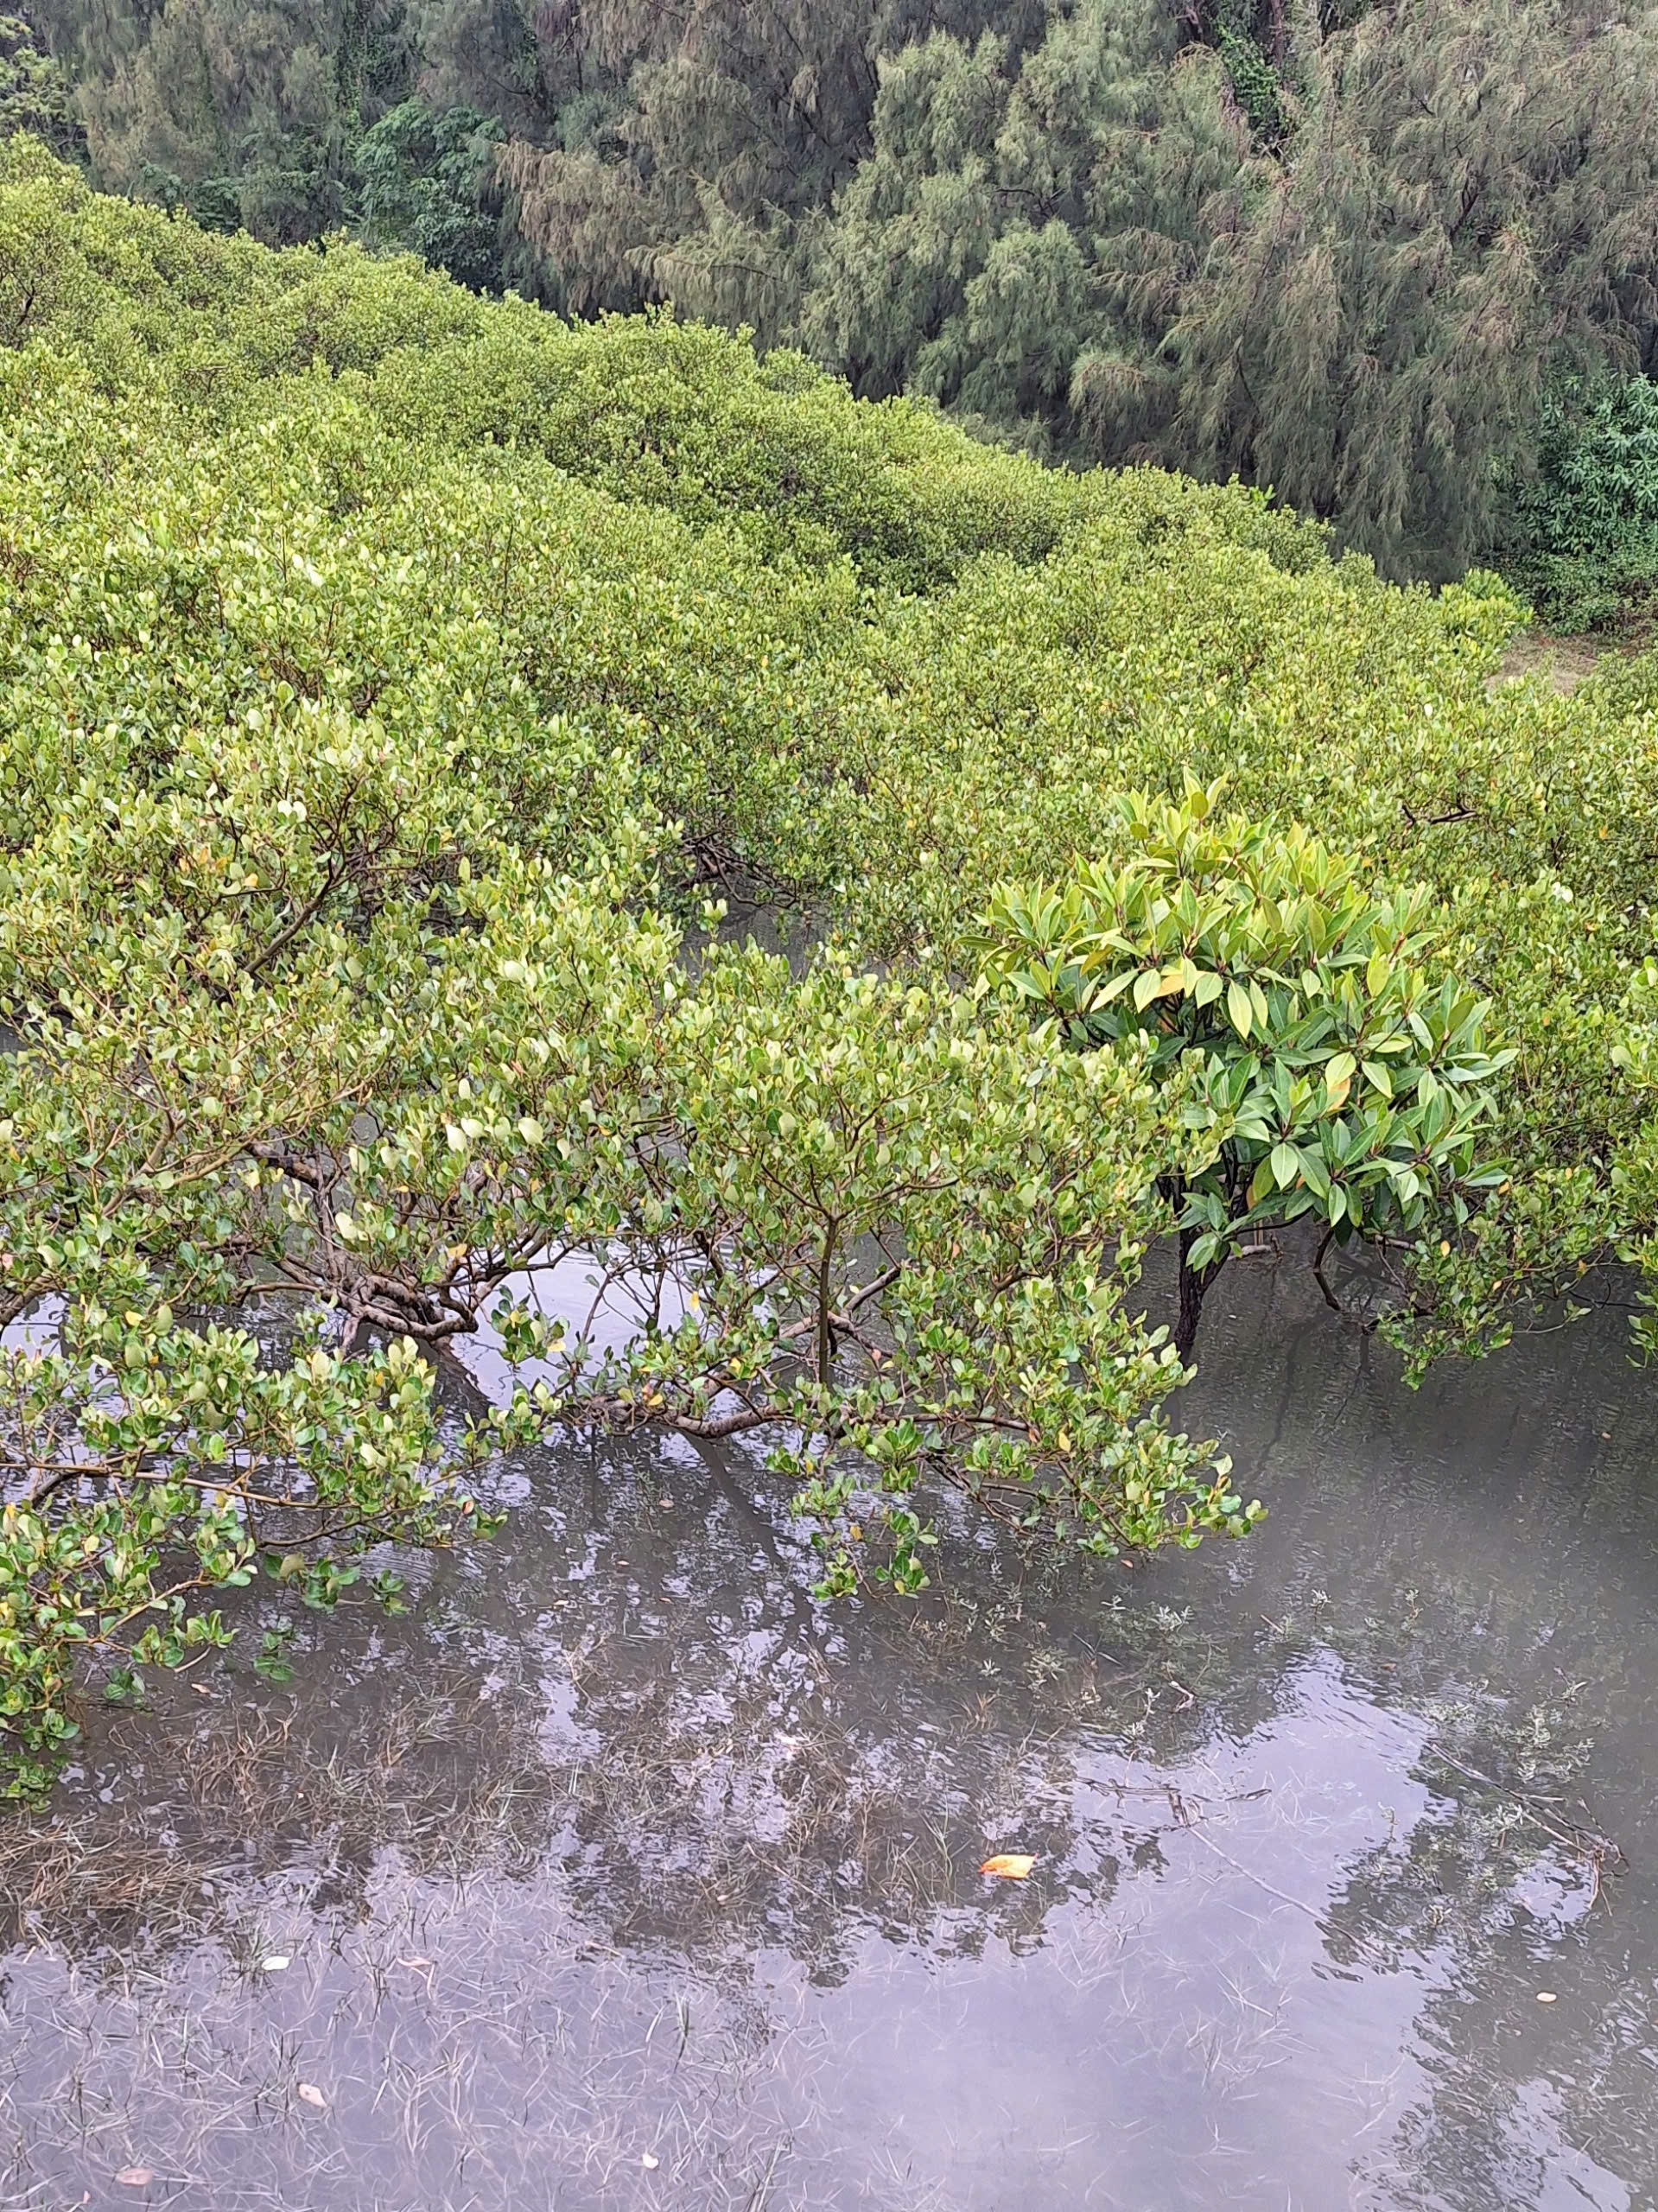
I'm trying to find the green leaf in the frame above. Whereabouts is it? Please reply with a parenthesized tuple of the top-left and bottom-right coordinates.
(1299, 1150, 1331, 1199)
(1324, 1051, 1356, 1110)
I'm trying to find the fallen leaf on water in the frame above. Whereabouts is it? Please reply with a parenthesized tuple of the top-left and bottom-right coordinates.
(260, 1955, 290, 1972)
(980, 1853, 1036, 1880)
(641, 2152, 659, 2170)
(298, 2083, 327, 2108)
(114, 2171, 154, 2188)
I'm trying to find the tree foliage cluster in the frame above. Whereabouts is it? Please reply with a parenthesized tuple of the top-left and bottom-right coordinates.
(972, 782, 1515, 1359)
(1, 8, 79, 158)
(5, 154, 1658, 1779)
(1500, 378, 1658, 632)
(804, 0, 1658, 581)
(22, 0, 1658, 591)
(0, 144, 1259, 1783)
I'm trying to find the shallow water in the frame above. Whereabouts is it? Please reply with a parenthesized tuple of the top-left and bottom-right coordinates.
(3, 1255, 1657, 2210)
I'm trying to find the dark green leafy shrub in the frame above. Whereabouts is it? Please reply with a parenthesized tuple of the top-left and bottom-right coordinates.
(0, 10, 79, 162)
(972, 779, 1515, 1358)
(1504, 377, 1658, 631)
(356, 101, 507, 293)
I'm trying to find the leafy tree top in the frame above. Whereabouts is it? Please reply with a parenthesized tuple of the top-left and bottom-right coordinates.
(972, 780, 1515, 1349)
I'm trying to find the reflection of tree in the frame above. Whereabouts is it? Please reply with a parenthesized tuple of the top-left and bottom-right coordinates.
(450, 1433, 1145, 1984)
(2, 1385, 1297, 1999)
(1177, 1259, 1658, 2208)
(2, 1260, 1656, 2204)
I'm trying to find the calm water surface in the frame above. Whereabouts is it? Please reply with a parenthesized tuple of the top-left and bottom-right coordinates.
(2, 1255, 1655, 2209)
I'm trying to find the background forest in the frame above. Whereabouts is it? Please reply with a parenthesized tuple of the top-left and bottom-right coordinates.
(10, 0, 1658, 615)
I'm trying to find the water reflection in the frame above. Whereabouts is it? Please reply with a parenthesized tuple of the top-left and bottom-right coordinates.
(1, 1258, 1655, 2209)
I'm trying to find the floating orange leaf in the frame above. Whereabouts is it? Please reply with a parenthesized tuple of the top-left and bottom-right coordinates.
(980, 1853, 1036, 1880)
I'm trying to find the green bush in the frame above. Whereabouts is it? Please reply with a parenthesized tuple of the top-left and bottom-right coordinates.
(5, 148, 1658, 1786)
(1504, 376, 1658, 630)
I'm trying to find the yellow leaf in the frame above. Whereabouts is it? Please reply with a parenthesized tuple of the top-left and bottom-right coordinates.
(980, 1852, 1037, 1880)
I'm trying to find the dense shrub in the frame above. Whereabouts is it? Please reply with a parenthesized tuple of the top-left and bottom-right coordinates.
(1503, 378, 1658, 631)
(6, 154, 1658, 1783)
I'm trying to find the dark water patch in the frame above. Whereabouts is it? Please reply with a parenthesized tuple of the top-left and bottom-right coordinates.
(1, 1263, 1655, 2208)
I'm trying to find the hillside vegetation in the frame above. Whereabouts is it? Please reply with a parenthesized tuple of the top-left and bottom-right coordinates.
(4, 143, 1658, 1782)
(19, 0, 1658, 613)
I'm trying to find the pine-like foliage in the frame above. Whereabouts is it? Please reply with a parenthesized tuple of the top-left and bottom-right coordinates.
(496, 0, 1037, 337)
(801, 3, 1170, 441)
(1109, 0, 1658, 574)
(810, 0, 1658, 571)
(31, 0, 416, 238)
